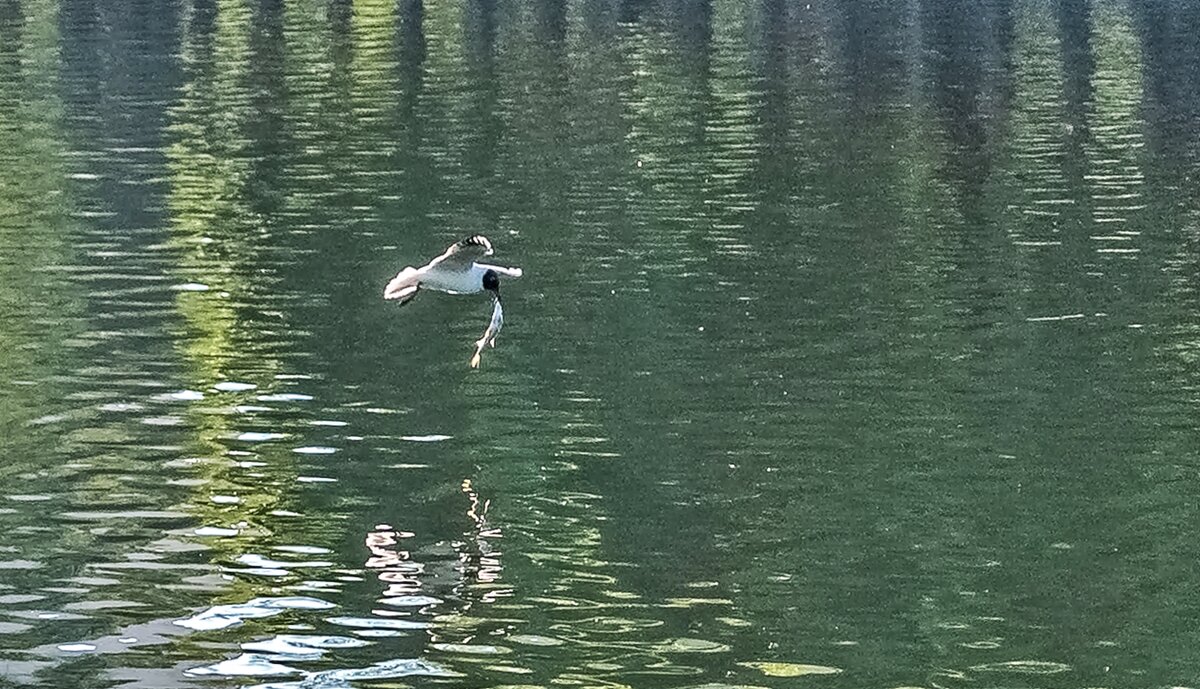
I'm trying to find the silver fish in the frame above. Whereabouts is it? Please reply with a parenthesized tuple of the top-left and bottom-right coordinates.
(469, 297, 503, 368)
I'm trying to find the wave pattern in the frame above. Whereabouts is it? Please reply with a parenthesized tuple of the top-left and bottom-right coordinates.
(2, 0, 1200, 687)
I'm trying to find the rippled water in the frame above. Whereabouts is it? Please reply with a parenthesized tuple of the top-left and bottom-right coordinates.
(2, 0, 1200, 686)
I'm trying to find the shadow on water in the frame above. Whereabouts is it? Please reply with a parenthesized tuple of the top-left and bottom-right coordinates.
(2, 0, 1200, 687)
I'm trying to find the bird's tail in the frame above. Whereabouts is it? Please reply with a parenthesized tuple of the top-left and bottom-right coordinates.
(384, 267, 421, 304)
(477, 264, 523, 279)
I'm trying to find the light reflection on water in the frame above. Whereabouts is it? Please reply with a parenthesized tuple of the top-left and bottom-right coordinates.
(2, 0, 1200, 686)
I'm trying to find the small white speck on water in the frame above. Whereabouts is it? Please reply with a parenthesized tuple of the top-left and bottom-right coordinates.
(58, 643, 96, 653)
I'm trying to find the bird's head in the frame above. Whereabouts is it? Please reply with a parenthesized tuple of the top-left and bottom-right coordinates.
(482, 269, 501, 298)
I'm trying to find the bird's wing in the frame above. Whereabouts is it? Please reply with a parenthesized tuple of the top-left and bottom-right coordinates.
(384, 266, 420, 300)
(426, 235, 494, 270)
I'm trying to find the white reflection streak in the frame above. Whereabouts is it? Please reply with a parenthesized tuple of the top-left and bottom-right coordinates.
(459, 478, 508, 602)
(364, 525, 424, 597)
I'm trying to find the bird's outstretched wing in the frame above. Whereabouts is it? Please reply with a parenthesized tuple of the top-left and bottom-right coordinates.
(383, 266, 421, 301)
(427, 235, 494, 270)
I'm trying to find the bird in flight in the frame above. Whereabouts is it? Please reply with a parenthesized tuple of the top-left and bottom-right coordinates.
(383, 235, 523, 306)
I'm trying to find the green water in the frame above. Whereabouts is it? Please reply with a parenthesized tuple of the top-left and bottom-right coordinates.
(2, 0, 1200, 686)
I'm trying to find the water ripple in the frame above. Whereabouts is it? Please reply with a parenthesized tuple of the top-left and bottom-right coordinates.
(969, 660, 1071, 675)
(325, 616, 429, 631)
(246, 658, 461, 689)
(242, 634, 371, 660)
(175, 597, 336, 632)
(186, 653, 303, 678)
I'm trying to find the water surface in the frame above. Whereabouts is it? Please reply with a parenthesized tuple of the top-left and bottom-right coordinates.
(2, 0, 1200, 687)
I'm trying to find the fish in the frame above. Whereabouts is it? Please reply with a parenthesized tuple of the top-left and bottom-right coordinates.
(469, 297, 504, 368)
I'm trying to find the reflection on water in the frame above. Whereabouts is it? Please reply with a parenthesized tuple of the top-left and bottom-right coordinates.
(2, 0, 1200, 686)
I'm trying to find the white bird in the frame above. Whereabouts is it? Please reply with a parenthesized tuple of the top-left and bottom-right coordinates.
(383, 235, 523, 306)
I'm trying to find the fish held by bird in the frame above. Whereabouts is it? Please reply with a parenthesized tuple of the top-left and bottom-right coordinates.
(469, 297, 503, 369)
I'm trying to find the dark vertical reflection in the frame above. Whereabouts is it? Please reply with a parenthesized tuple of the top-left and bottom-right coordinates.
(821, 0, 909, 251)
(247, 0, 286, 219)
(0, 0, 22, 76)
(554, 0, 632, 276)
(461, 0, 499, 193)
(920, 0, 993, 222)
(750, 0, 789, 235)
(328, 0, 351, 36)
(620, 0, 650, 24)
(322, 0, 352, 207)
(56, 0, 183, 295)
(397, 0, 425, 114)
(670, 0, 711, 70)
(1137, 1, 1200, 304)
(523, 0, 569, 200)
(1054, 0, 1093, 271)
(535, 0, 565, 46)
(1133, 0, 1200, 138)
(1056, 0, 1094, 111)
(395, 0, 429, 229)
(833, 0, 905, 110)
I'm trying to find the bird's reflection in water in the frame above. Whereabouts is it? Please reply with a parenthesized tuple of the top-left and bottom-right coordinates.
(364, 525, 423, 597)
(457, 477, 506, 603)
(360, 478, 509, 620)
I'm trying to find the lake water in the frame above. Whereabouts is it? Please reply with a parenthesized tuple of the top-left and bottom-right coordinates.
(2, 0, 1200, 686)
